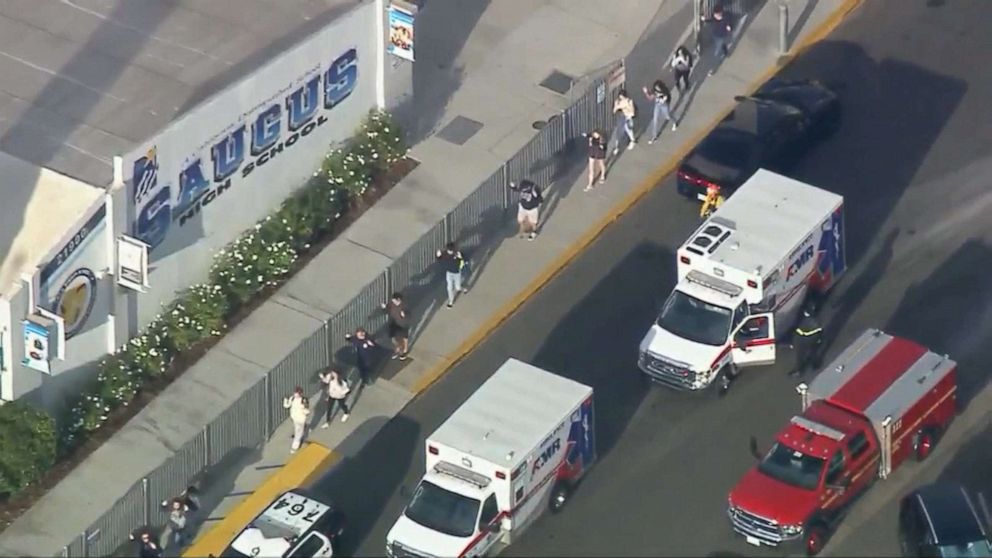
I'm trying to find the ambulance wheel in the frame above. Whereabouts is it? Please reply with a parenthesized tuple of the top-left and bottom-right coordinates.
(549, 481, 571, 513)
(914, 427, 940, 461)
(710, 365, 736, 398)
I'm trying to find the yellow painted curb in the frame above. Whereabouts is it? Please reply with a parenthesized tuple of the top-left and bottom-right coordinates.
(182, 443, 340, 558)
(409, 0, 864, 397)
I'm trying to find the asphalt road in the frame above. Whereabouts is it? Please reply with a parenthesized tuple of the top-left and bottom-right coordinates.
(312, 1, 992, 556)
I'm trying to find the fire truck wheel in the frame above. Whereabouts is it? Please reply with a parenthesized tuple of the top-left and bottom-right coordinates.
(549, 481, 571, 514)
(913, 427, 939, 461)
(804, 524, 828, 556)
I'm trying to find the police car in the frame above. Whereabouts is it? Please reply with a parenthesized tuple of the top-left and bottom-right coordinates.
(221, 489, 345, 557)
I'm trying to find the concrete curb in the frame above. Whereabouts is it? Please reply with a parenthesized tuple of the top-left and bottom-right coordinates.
(410, 0, 865, 397)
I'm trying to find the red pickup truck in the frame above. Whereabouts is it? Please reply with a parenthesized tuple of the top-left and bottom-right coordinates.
(727, 328, 958, 556)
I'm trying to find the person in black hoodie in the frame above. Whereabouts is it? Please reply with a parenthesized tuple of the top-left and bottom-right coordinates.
(510, 180, 544, 240)
(702, 4, 734, 75)
(345, 327, 379, 386)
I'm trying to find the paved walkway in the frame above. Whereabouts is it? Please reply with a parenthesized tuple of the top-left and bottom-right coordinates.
(0, 0, 863, 556)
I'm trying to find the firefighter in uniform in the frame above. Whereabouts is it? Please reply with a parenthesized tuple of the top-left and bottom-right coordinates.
(700, 183, 724, 219)
(790, 308, 823, 377)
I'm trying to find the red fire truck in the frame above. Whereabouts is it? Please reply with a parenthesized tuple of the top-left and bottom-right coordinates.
(727, 328, 958, 556)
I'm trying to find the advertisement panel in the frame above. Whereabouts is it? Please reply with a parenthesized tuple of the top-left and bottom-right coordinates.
(122, 3, 378, 327)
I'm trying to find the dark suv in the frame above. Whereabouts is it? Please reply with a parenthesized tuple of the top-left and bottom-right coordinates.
(899, 483, 991, 557)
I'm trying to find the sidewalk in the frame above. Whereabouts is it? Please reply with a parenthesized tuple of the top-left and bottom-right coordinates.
(0, 0, 863, 556)
(180, 0, 859, 555)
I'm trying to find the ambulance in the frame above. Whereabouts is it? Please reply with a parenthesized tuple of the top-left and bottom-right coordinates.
(385, 359, 596, 557)
(638, 169, 846, 393)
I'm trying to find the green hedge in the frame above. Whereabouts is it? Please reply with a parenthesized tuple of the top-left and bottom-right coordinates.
(0, 110, 405, 496)
(0, 402, 56, 498)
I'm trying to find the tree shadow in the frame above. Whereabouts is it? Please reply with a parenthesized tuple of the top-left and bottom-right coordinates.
(306, 415, 420, 555)
(390, 0, 491, 145)
(933, 422, 992, 499)
(883, 241, 992, 411)
(530, 241, 673, 458)
(788, 0, 821, 48)
(775, 41, 967, 345)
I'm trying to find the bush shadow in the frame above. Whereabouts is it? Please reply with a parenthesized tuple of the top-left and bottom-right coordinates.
(306, 415, 421, 555)
(883, 240, 992, 411)
(529, 241, 674, 459)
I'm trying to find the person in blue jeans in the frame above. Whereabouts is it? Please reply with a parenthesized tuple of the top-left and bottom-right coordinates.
(642, 80, 677, 143)
(702, 4, 734, 75)
(436, 242, 468, 308)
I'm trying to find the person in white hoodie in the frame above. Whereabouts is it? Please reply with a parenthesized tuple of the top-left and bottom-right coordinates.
(319, 369, 352, 427)
(283, 387, 311, 453)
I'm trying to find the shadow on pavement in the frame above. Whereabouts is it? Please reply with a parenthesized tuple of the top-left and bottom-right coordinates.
(933, 421, 992, 498)
(776, 41, 967, 351)
(307, 416, 420, 555)
(530, 241, 674, 458)
(884, 240, 992, 411)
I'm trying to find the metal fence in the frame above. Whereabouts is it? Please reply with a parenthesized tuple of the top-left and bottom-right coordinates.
(60, 58, 625, 557)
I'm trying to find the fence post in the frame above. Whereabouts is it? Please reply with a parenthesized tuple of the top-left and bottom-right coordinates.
(203, 425, 212, 468)
(443, 212, 453, 244)
(264, 374, 273, 436)
(142, 477, 150, 526)
(778, 1, 789, 54)
(81, 530, 89, 558)
(500, 162, 510, 210)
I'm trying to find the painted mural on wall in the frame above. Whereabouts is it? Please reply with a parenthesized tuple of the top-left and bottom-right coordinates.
(131, 47, 361, 253)
(38, 205, 106, 340)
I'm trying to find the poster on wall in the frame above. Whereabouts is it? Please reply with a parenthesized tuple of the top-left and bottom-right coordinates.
(388, 3, 416, 62)
(38, 204, 107, 341)
(22, 319, 51, 374)
(117, 235, 150, 292)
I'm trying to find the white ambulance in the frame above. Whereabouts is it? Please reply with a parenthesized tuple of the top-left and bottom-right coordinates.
(638, 169, 846, 394)
(385, 359, 596, 558)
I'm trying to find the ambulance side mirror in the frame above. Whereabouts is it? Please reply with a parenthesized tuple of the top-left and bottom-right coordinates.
(748, 436, 762, 460)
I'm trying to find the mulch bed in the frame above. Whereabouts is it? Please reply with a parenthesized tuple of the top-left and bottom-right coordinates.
(0, 157, 419, 533)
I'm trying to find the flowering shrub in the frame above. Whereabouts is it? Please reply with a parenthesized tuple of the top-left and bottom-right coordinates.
(161, 284, 229, 352)
(210, 229, 298, 307)
(38, 109, 408, 480)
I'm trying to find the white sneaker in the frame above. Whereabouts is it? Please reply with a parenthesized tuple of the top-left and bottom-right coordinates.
(671, 123, 678, 131)
(612, 148, 620, 156)
(627, 142, 636, 150)
(341, 414, 350, 423)
(321, 422, 329, 429)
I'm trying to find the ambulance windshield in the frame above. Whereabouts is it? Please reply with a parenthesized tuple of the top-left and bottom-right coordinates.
(757, 443, 825, 491)
(656, 290, 732, 346)
(405, 480, 480, 538)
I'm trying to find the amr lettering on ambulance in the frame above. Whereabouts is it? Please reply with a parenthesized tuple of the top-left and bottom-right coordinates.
(131, 48, 359, 252)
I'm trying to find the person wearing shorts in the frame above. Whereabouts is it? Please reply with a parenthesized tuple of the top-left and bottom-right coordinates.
(381, 293, 410, 359)
(585, 130, 607, 191)
(510, 179, 543, 240)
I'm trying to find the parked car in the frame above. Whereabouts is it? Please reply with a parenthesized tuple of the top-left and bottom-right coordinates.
(221, 489, 346, 558)
(899, 482, 992, 557)
(677, 78, 840, 201)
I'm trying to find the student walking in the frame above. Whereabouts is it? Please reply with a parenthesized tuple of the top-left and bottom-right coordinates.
(381, 293, 411, 359)
(610, 88, 637, 155)
(436, 242, 468, 307)
(671, 45, 694, 94)
(130, 528, 163, 558)
(643, 80, 676, 143)
(509, 179, 544, 240)
(162, 499, 188, 549)
(584, 129, 607, 191)
(282, 387, 311, 453)
(702, 4, 734, 75)
(319, 369, 351, 425)
(345, 327, 379, 385)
